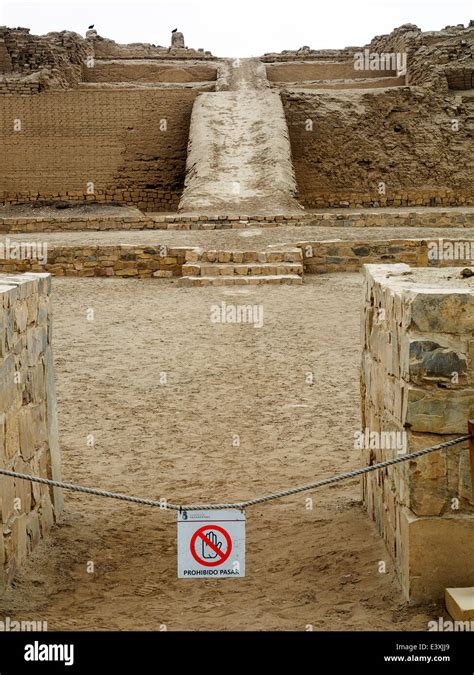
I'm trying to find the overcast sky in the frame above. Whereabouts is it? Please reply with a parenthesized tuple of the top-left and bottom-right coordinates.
(1, 0, 472, 57)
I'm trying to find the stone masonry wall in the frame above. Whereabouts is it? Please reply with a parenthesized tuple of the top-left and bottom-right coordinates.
(0, 240, 472, 279)
(0, 208, 472, 234)
(361, 264, 474, 601)
(0, 246, 190, 278)
(299, 238, 474, 273)
(0, 89, 198, 210)
(0, 272, 62, 589)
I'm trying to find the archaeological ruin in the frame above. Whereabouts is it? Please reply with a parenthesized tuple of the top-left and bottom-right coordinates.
(0, 18, 473, 628)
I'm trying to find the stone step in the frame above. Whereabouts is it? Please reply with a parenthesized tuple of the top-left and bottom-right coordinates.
(185, 248, 303, 263)
(182, 262, 303, 277)
(178, 274, 303, 287)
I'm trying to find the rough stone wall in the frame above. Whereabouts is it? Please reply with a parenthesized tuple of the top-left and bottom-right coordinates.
(283, 87, 474, 208)
(0, 246, 189, 277)
(0, 89, 198, 210)
(298, 238, 474, 273)
(0, 240, 473, 278)
(361, 264, 474, 601)
(0, 208, 472, 233)
(0, 272, 62, 589)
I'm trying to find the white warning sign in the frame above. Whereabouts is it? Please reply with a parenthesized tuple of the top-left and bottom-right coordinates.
(177, 509, 245, 579)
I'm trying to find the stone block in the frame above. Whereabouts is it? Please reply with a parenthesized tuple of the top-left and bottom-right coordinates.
(399, 509, 474, 602)
(445, 587, 474, 621)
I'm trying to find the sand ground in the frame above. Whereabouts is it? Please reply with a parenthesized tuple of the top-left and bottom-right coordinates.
(0, 273, 450, 631)
(4, 226, 474, 250)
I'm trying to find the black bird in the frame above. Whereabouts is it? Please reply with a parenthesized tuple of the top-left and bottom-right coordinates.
(172, 28, 178, 33)
(88, 24, 94, 29)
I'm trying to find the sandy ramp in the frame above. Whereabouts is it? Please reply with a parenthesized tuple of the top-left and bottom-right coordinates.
(179, 59, 301, 214)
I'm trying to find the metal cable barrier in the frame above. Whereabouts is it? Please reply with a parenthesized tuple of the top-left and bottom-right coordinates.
(0, 434, 470, 512)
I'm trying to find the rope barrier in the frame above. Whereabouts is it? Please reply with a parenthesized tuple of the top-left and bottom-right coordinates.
(0, 434, 470, 512)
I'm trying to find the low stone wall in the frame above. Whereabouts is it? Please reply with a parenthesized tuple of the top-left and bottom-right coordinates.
(299, 190, 474, 210)
(1, 190, 181, 213)
(298, 238, 474, 273)
(0, 208, 473, 233)
(0, 272, 62, 589)
(0, 240, 473, 279)
(361, 264, 474, 602)
(0, 246, 191, 278)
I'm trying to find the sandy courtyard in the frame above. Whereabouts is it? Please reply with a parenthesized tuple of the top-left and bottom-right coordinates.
(0, 274, 449, 631)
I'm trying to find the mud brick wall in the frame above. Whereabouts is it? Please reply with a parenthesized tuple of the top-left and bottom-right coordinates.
(0, 272, 62, 589)
(361, 264, 474, 602)
(0, 246, 191, 278)
(369, 24, 474, 90)
(283, 88, 474, 208)
(0, 78, 41, 95)
(298, 238, 474, 273)
(266, 62, 398, 82)
(446, 67, 474, 90)
(83, 61, 217, 83)
(0, 89, 198, 210)
(0, 28, 90, 90)
(0, 40, 12, 72)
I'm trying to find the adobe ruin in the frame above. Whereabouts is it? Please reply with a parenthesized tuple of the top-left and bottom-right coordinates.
(0, 21, 473, 604)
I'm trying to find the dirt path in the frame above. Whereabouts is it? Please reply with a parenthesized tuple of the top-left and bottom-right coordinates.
(0, 275, 446, 631)
(179, 59, 301, 215)
(3, 226, 473, 249)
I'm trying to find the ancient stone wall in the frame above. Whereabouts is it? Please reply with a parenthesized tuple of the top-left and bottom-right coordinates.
(0, 239, 472, 278)
(0, 208, 472, 233)
(298, 238, 474, 273)
(0, 245, 189, 277)
(0, 272, 62, 589)
(283, 87, 474, 208)
(0, 89, 198, 210)
(361, 264, 474, 601)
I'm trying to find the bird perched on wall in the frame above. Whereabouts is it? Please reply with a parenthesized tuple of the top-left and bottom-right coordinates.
(172, 28, 178, 33)
(88, 25, 94, 30)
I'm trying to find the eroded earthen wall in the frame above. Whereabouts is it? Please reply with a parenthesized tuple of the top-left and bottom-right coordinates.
(283, 88, 474, 208)
(0, 272, 62, 589)
(0, 89, 198, 210)
(361, 264, 474, 601)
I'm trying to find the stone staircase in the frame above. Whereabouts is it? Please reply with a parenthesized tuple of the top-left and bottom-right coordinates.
(178, 248, 303, 286)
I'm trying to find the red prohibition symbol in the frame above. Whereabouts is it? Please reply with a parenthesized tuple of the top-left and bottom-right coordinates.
(190, 524, 232, 567)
